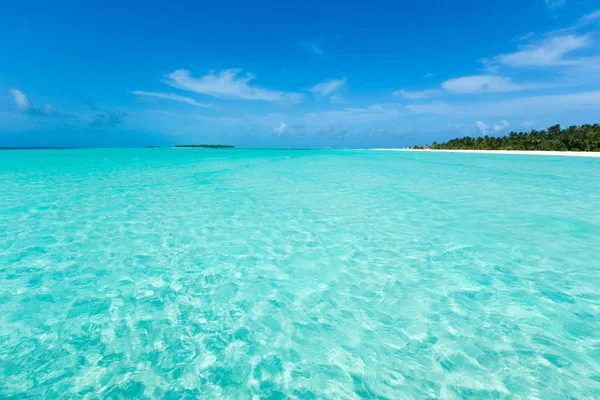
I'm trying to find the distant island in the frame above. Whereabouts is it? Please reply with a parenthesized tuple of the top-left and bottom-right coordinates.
(173, 145, 235, 149)
(413, 124, 600, 152)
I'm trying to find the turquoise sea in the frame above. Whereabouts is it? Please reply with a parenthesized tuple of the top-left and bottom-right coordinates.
(1, 148, 599, 398)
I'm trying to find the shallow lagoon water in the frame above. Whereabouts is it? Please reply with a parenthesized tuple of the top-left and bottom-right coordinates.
(1, 149, 599, 398)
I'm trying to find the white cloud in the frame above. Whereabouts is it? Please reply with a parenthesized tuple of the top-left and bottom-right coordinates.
(494, 120, 510, 132)
(476, 121, 490, 134)
(9, 89, 30, 111)
(409, 90, 600, 117)
(305, 103, 402, 124)
(132, 91, 213, 108)
(494, 34, 592, 67)
(285, 93, 305, 104)
(164, 69, 303, 103)
(90, 111, 127, 128)
(274, 122, 287, 135)
(513, 32, 536, 42)
(300, 40, 326, 57)
(581, 10, 600, 23)
(329, 94, 348, 104)
(27, 103, 74, 119)
(393, 89, 440, 99)
(424, 72, 436, 78)
(545, 10, 600, 36)
(546, 0, 565, 8)
(268, 122, 351, 140)
(470, 90, 600, 117)
(406, 101, 455, 115)
(310, 78, 346, 96)
(442, 75, 534, 93)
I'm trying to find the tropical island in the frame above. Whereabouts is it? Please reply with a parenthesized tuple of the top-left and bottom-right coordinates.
(413, 124, 600, 152)
(172, 144, 235, 149)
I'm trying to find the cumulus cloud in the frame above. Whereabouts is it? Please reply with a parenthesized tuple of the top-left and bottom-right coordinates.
(9, 89, 30, 110)
(274, 122, 287, 135)
(476, 121, 490, 134)
(442, 75, 535, 93)
(8, 89, 74, 118)
(494, 120, 510, 132)
(393, 89, 440, 99)
(131, 91, 213, 108)
(310, 78, 346, 96)
(164, 69, 303, 103)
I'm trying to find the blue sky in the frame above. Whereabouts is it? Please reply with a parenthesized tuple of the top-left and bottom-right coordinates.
(1, 0, 600, 147)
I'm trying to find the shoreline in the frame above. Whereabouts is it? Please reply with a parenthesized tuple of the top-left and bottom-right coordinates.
(371, 149, 600, 158)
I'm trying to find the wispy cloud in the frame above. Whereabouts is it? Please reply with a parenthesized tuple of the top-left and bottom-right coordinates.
(442, 75, 537, 93)
(9, 89, 30, 110)
(581, 10, 600, 23)
(319, 124, 350, 139)
(546, 0, 565, 8)
(393, 89, 440, 99)
(310, 78, 346, 96)
(132, 91, 213, 108)
(545, 9, 600, 36)
(474, 90, 600, 117)
(300, 40, 326, 57)
(408, 90, 600, 117)
(424, 72, 436, 78)
(269, 122, 351, 140)
(164, 69, 303, 103)
(28, 104, 75, 119)
(406, 101, 455, 115)
(329, 94, 349, 104)
(91, 111, 127, 127)
(493, 34, 592, 67)
(513, 32, 536, 42)
(305, 103, 402, 124)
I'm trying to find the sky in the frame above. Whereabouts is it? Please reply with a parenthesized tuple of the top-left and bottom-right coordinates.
(1, 0, 600, 148)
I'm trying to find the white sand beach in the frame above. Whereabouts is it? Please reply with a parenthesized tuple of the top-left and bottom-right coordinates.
(372, 149, 600, 158)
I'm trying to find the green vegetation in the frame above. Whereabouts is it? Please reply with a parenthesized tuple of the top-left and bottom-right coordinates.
(173, 144, 235, 148)
(413, 124, 600, 152)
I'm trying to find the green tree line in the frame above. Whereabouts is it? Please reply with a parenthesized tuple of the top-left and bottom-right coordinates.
(414, 124, 600, 151)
